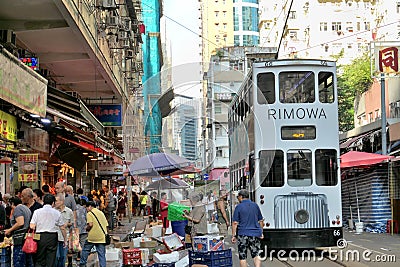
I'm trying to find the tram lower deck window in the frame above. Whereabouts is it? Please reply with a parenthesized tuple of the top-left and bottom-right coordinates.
(259, 150, 284, 187)
(315, 149, 338, 186)
(287, 149, 312, 186)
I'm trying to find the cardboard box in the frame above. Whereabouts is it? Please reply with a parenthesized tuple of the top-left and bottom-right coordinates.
(193, 235, 224, 252)
(140, 240, 158, 248)
(114, 241, 133, 249)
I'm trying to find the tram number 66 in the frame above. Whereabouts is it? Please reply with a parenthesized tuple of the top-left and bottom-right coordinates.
(333, 230, 341, 236)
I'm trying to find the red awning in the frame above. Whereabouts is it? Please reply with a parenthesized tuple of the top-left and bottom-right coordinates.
(340, 151, 393, 169)
(58, 136, 123, 164)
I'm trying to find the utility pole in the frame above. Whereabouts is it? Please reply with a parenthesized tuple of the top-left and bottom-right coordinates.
(381, 73, 387, 155)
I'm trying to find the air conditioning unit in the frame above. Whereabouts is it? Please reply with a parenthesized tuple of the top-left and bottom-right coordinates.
(122, 18, 132, 31)
(133, 0, 141, 8)
(126, 49, 134, 59)
(106, 15, 119, 27)
(121, 39, 130, 48)
(102, 0, 116, 9)
(118, 31, 128, 40)
(107, 35, 118, 47)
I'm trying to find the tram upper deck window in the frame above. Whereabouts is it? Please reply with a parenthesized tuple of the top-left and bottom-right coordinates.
(318, 72, 334, 103)
(257, 72, 275, 104)
(259, 150, 284, 187)
(279, 71, 315, 103)
(287, 149, 312, 187)
(315, 149, 338, 186)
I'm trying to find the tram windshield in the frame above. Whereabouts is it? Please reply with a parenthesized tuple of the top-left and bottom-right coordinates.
(287, 149, 312, 186)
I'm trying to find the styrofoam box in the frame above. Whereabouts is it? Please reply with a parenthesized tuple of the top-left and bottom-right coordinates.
(207, 223, 219, 234)
(193, 235, 224, 252)
(139, 248, 150, 265)
(106, 247, 120, 261)
(175, 255, 189, 267)
(132, 237, 141, 248)
(145, 225, 163, 237)
(153, 251, 180, 263)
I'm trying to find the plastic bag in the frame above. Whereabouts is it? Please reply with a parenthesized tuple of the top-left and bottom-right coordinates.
(22, 229, 37, 254)
(69, 228, 81, 252)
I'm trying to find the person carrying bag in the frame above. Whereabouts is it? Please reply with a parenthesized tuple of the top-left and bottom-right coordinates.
(79, 201, 109, 267)
(90, 211, 111, 245)
(22, 229, 37, 254)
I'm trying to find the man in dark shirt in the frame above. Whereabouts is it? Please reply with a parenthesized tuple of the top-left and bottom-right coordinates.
(231, 189, 264, 267)
(21, 188, 43, 216)
(42, 184, 51, 195)
(151, 191, 159, 222)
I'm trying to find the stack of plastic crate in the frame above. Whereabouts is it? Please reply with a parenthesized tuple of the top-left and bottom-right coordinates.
(122, 248, 141, 266)
(0, 247, 11, 267)
(189, 248, 232, 267)
(167, 202, 190, 221)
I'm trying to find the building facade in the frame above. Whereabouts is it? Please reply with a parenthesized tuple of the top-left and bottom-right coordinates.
(0, 0, 144, 194)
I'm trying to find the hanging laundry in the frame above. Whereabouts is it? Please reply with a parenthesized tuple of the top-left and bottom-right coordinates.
(139, 23, 145, 34)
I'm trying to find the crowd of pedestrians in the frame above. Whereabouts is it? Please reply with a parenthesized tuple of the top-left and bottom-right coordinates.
(0, 184, 265, 267)
(0, 183, 129, 267)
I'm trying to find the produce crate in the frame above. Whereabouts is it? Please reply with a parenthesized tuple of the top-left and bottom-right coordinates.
(167, 202, 190, 221)
(122, 248, 141, 265)
(189, 249, 232, 267)
(0, 247, 11, 267)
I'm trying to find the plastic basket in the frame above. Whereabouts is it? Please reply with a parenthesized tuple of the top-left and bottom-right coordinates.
(154, 263, 176, 267)
(0, 248, 11, 265)
(167, 202, 190, 221)
(189, 249, 232, 267)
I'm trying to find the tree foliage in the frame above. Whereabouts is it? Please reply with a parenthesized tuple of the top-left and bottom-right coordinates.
(337, 53, 373, 132)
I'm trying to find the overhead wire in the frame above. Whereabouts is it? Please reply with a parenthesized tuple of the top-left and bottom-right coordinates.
(143, 1, 399, 67)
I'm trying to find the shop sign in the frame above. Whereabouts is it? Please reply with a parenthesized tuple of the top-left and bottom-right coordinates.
(0, 51, 47, 117)
(98, 160, 123, 175)
(21, 124, 49, 153)
(18, 153, 39, 182)
(87, 104, 122, 126)
(372, 42, 400, 78)
(0, 110, 17, 143)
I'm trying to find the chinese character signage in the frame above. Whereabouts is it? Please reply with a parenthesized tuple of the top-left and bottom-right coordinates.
(98, 160, 123, 175)
(88, 104, 122, 126)
(0, 111, 17, 143)
(19, 57, 39, 71)
(0, 51, 47, 117)
(18, 153, 39, 182)
(372, 42, 400, 77)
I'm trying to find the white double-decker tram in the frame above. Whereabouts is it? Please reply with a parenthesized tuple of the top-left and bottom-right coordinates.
(228, 59, 343, 249)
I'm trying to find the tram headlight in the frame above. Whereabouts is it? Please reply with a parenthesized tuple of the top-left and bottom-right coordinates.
(294, 209, 309, 224)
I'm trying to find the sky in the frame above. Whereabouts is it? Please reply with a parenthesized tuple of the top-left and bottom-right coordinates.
(162, 0, 202, 98)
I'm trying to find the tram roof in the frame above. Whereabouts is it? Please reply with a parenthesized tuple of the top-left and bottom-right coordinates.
(252, 59, 336, 68)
